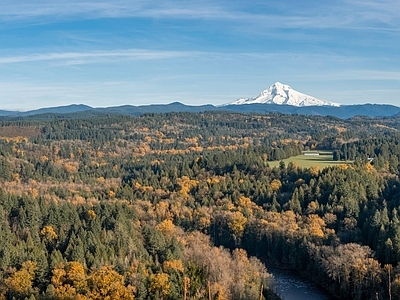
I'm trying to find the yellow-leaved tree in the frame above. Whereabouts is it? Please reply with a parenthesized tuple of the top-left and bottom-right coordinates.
(307, 214, 326, 238)
(149, 272, 170, 300)
(4, 261, 37, 297)
(270, 179, 282, 192)
(228, 211, 247, 246)
(51, 261, 87, 298)
(41, 225, 58, 242)
(156, 219, 175, 239)
(87, 265, 135, 300)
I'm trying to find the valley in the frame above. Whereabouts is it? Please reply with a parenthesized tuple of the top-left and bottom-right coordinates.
(0, 111, 400, 299)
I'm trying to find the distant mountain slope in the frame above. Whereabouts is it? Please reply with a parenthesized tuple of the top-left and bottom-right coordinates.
(229, 82, 340, 107)
(0, 104, 93, 117)
(22, 104, 93, 116)
(96, 102, 216, 116)
(220, 103, 400, 119)
(1, 102, 400, 120)
(0, 110, 15, 117)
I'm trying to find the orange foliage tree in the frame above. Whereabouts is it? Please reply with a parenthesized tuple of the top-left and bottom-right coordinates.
(4, 261, 37, 297)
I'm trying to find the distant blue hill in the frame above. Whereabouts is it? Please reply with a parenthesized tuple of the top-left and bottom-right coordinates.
(96, 102, 216, 116)
(220, 103, 400, 119)
(0, 110, 15, 117)
(0, 104, 93, 117)
(1, 102, 400, 119)
(22, 104, 93, 116)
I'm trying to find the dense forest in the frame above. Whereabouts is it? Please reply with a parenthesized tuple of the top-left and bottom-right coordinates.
(1, 111, 400, 299)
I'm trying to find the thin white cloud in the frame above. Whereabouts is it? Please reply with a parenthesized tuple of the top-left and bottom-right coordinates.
(318, 70, 400, 82)
(0, 1, 227, 21)
(344, 0, 400, 22)
(231, 4, 400, 32)
(1, 0, 399, 32)
(347, 70, 400, 81)
(324, 88, 400, 105)
(0, 49, 191, 65)
(0, 46, 397, 72)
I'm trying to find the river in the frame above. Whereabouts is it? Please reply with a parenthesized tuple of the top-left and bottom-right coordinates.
(267, 265, 333, 300)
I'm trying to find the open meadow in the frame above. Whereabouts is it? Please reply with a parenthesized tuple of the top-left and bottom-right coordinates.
(268, 151, 347, 169)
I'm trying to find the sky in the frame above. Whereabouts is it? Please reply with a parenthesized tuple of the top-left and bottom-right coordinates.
(0, 0, 399, 111)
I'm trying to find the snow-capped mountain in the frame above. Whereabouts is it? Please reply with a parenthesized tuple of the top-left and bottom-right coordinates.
(229, 82, 340, 107)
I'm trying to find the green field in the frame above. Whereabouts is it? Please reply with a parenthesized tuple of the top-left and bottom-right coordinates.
(268, 151, 347, 168)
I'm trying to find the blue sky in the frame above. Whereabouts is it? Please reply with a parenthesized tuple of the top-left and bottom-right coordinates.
(0, 0, 399, 110)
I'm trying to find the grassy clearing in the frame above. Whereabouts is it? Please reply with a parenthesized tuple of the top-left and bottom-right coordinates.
(268, 151, 348, 169)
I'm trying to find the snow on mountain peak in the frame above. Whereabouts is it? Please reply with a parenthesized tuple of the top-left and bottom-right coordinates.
(229, 82, 340, 107)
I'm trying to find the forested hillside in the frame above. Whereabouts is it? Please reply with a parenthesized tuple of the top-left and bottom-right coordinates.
(1, 112, 400, 299)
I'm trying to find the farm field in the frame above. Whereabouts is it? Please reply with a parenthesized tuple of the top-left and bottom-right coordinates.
(268, 151, 348, 168)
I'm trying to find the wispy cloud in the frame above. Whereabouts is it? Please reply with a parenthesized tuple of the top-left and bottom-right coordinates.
(335, 70, 400, 81)
(0, 1, 227, 21)
(0, 48, 380, 66)
(323, 88, 400, 105)
(230, 1, 400, 32)
(1, 1, 399, 109)
(2, 0, 399, 32)
(344, 0, 400, 23)
(287, 69, 400, 83)
(0, 49, 191, 65)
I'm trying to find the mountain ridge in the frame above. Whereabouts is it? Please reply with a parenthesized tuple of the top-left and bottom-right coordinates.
(1, 102, 400, 120)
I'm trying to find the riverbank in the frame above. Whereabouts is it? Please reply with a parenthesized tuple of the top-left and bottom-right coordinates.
(265, 263, 333, 300)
